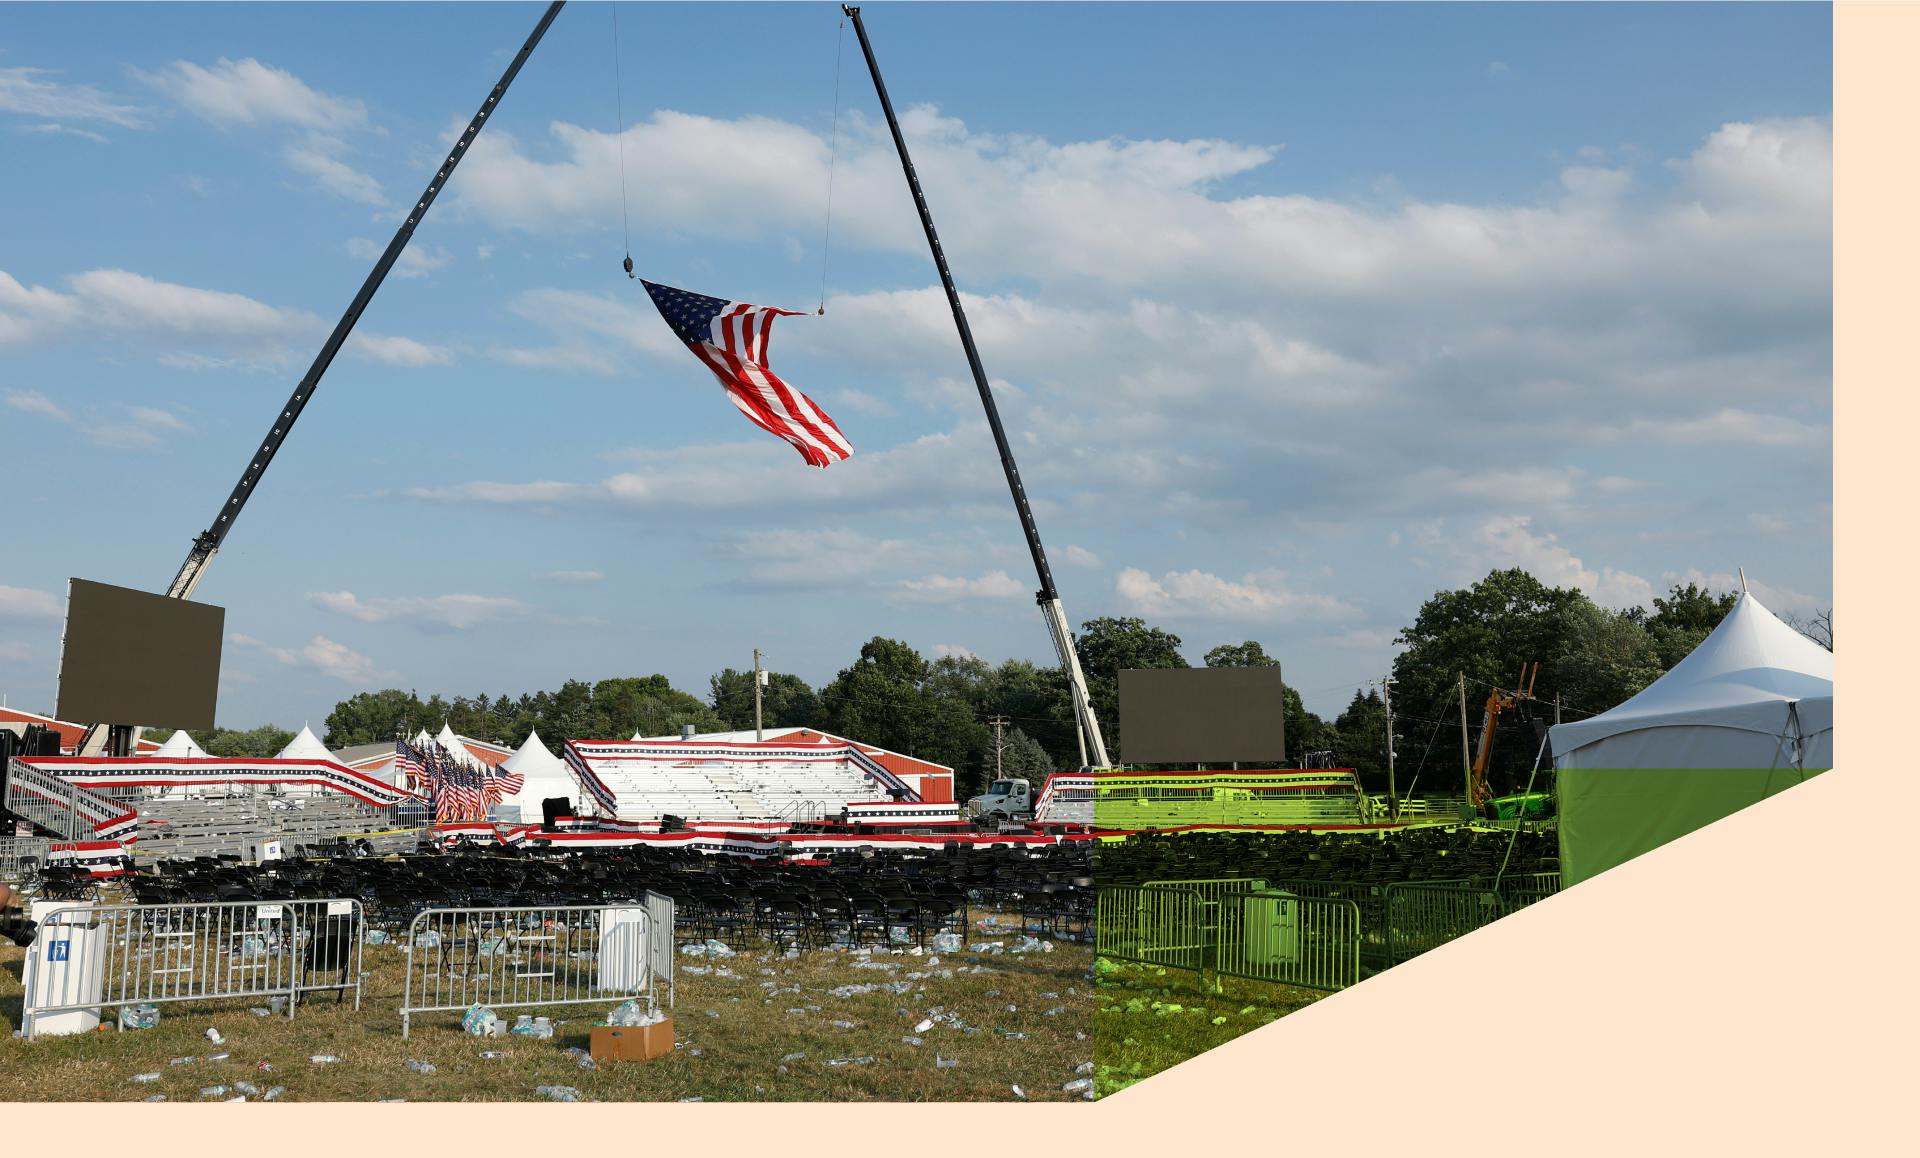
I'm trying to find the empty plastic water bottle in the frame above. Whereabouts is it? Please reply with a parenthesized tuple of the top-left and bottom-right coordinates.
(199, 1085, 229, 1098)
(234, 1081, 259, 1096)
(143, 1095, 167, 1103)
(536, 1085, 581, 1102)
(119, 1004, 161, 1030)
(129, 1073, 162, 1084)
(310, 1055, 340, 1065)
(830, 1019, 855, 1030)
(1063, 1078, 1093, 1094)
(901, 1036, 923, 1047)
(1011, 1084, 1027, 1100)
(480, 1050, 509, 1060)
(205, 1028, 226, 1046)
(935, 1056, 959, 1069)
(168, 1056, 197, 1067)
(1075, 1061, 1095, 1075)
(404, 1060, 437, 1074)
(779, 1052, 806, 1063)
(206, 1052, 231, 1062)
(263, 1087, 286, 1102)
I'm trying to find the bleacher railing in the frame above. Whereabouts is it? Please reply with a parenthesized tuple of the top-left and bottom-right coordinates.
(398, 897, 673, 1038)
(22, 898, 365, 1038)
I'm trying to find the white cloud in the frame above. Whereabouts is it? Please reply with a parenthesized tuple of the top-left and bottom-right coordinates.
(1063, 545, 1103, 569)
(1748, 512, 1790, 535)
(540, 570, 605, 584)
(282, 141, 384, 205)
(349, 332, 455, 367)
(830, 388, 896, 418)
(230, 631, 383, 684)
(347, 238, 452, 278)
(895, 570, 1027, 604)
(0, 640, 32, 662)
(1454, 515, 1656, 609)
(21, 122, 111, 144)
(0, 586, 63, 620)
(5, 389, 70, 422)
(1662, 569, 1825, 615)
(1116, 567, 1355, 622)
(308, 590, 535, 631)
(134, 58, 367, 132)
(0, 67, 150, 128)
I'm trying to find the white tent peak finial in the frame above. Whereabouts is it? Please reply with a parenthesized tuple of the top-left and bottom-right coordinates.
(1738, 567, 1749, 594)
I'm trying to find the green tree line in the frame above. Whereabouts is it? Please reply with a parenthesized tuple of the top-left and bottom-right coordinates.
(186, 570, 1811, 798)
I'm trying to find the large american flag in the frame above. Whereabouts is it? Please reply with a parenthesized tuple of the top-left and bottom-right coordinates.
(641, 279, 854, 467)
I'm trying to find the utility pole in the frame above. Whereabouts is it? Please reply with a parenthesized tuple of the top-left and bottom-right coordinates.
(987, 715, 1010, 779)
(1459, 671, 1472, 809)
(753, 648, 765, 742)
(1381, 676, 1397, 822)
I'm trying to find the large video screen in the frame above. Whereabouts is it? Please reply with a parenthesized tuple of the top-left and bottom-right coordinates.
(1118, 666, 1288, 764)
(56, 578, 224, 730)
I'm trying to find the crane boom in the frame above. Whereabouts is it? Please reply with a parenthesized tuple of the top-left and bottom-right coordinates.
(80, 1, 567, 753)
(843, 5, 1111, 769)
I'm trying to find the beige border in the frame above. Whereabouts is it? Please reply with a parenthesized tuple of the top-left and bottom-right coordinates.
(12, 3, 1898, 1154)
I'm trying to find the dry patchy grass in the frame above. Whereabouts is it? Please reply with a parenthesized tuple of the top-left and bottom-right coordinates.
(0, 918, 1094, 1103)
(1091, 957, 1327, 1096)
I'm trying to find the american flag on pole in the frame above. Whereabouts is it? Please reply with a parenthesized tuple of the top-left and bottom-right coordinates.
(393, 737, 426, 793)
(641, 279, 854, 467)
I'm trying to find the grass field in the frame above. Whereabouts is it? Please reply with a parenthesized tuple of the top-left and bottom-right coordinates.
(0, 916, 1094, 1103)
(1091, 957, 1326, 1097)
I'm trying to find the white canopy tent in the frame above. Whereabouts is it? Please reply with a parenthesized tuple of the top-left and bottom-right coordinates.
(1549, 592, 1833, 886)
(154, 729, 209, 759)
(276, 724, 336, 762)
(495, 728, 577, 823)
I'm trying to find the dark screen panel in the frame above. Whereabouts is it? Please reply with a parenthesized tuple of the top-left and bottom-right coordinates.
(56, 579, 224, 729)
(1119, 667, 1287, 764)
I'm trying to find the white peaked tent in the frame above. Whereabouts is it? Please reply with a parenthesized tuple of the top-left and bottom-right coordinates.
(498, 728, 576, 822)
(436, 722, 479, 768)
(1549, 592, 1833, 886)
(155, 729, 209, 758)
(276, 724, 336, 762)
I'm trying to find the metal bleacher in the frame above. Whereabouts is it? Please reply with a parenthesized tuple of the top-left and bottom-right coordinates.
(124, 791, 408, 861)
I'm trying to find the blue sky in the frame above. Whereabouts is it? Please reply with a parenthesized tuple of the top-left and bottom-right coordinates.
(1, 2, 1831, 728)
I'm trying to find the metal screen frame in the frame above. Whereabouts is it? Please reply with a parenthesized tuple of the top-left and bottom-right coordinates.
(24, 898, 364, 1039)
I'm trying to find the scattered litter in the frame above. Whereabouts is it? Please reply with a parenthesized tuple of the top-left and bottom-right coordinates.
(1002, 1031, 1028, 1041)
(416, 931, 441, 949)
(404, 1060, 437, 1074)
(779, 1052, 806, 1063)
(206, 1052, 231, 1062)
(830, 1020, 855, 1030)
(1044, 1007, 1066, 1017)
(199, 1085, 229, 1099)
(118, 1004, 160, 1030)
(234, 1081, 259, 1096)
(1076, 1062, 1095, 1075)
(575, 1054, 598, 1071)
(310, 1055, 340, 1065)
(263, 1087, 286, 1101)
(968, 941, 1006, 954)
(480, 1051, 509, 1060)
(1211, 1016, 1228, 1025)
(250, 1008, 273, 1018)
(205, 1028, 226, 1046)
(936, 1056, 959, 1069)
(679, 1096, 705, 1103)
(931, 933, 962, 953)
(901, 1036, 923, 1047)
(143, 1095, 167, 1103)
(366, 929, 390, 945)
(1011, 1084, 1027, 1099)
(826, 1056, 875, 1067)
(913, 1018, 936, 1034)
(129, 1073, 162, 1084)
(536, 1085, 581, 1102)
(169, 1056, 197, 1067)
(1063, 1079, 1093, 1094)
(462, 1004, 500, 1037)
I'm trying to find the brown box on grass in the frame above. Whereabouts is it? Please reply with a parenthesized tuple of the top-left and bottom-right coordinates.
(590, 1019, 674, 1063)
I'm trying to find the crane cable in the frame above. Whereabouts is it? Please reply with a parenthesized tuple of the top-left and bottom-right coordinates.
(816, 13, 846, 314)
(613, 1, 634, 277)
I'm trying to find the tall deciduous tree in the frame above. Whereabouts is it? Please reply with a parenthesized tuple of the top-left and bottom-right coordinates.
(709, 669, 822, 732)
(1638, 582, 1739, 668)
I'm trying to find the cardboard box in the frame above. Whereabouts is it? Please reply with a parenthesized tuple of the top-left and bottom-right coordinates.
(590, 1019, 674, 1063)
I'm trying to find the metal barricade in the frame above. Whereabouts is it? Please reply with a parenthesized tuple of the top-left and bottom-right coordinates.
(399, 900, 671, 1038)
(644, 890, 676, 1009)
(23, 898, 364, 1038)
(1266, 879, 1389, 970)
(1383, 882, 1504, 965)
(1490, 871, 1562, 914)
(1, 836, 52, 883)
(1095, 885, 1208, 974)
(1213, 891, 1361, 992)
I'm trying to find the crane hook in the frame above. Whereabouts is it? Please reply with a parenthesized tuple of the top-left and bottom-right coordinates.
(623, 253, 634, 279)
